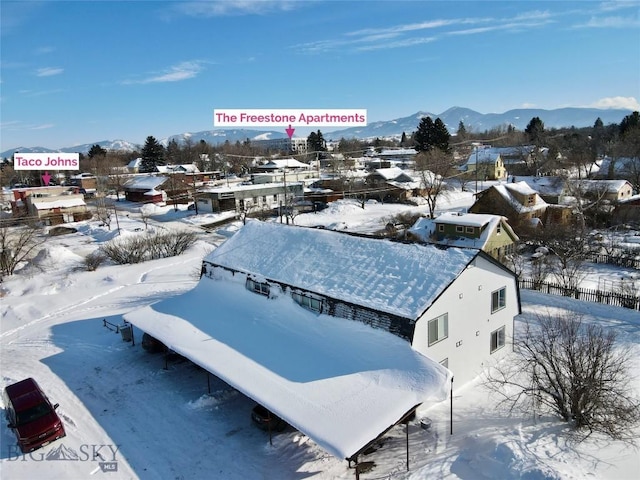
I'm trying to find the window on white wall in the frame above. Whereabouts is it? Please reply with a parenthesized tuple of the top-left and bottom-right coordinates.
(490, 326, 506, 353)
(491, 287, 506, 313)
(428, 313, 448, 346)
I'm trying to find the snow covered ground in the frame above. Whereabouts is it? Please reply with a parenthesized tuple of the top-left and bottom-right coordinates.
(1, 193, 639, 479)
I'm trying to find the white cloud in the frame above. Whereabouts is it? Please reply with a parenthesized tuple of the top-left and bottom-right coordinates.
(577, 15, 640, 28)
(1, 121, 54, 131)
(597, 1, 639, 13)
(590, 96, 640, 110)
(355, 36, 437, 52)
(35, 46, 55, 55)
(171, 0, 300, 17)
(521, 103, 538, 108)
(36, 67, 63, 77)
(122, 61, 205, 85)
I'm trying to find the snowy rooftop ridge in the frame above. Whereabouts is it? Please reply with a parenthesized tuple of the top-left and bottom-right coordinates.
(204, 220, 478, 319)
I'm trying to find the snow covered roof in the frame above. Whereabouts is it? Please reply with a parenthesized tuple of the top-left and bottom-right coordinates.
(596, 156, 639, 175)
(127, 158, 142, 168)
(156, 164, 200, 173)
(408, 212, 518, 249)
(370, 167, 414, 182)
(466, 149, 501, 165)
(517, 176, 566, 196)
(567, 179, 632, 193)
(488, 182, 547, 213)
(200, 181, 302, 194)
(124, 275, 450, 460)
(205, 221, 478, 319)
(260, 158, 310, 169)
(30, 197, 87, 210)
(122, 175, 169, 190)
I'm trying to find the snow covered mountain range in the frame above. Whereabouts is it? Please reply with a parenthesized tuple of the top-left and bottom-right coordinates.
(1, 106, 632, 158)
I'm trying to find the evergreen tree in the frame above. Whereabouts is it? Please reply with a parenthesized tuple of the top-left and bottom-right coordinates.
(525, 116, 545, 145)
(414, 116, 450, 153)
(307, 130, 326, 152)
(165, 139, 181, 164)
(414, 116, 435, 152)
(140, 136, 165, 173)
(433, 118, 451, 153)
(620, 111, 639, 137)
(592, 117, 606, 157)
(456, 121, 467, 140)
(88, 144, 107, 158)
(400, 131, 408, 146)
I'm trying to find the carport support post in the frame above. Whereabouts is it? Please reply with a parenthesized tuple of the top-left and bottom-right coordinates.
(450, 376, 454, 435)
(405, 419, 410, 471)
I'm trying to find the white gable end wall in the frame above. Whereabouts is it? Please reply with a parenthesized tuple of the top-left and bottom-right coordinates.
(412, 255, 519, 386)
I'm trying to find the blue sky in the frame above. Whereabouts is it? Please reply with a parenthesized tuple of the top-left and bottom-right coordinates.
(1, 0, 639, 151)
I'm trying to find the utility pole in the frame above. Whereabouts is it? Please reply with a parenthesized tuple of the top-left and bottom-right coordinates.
(474, 144, 478, 194)
(283, 166, 289, 225)
(191, 171, 198, 215)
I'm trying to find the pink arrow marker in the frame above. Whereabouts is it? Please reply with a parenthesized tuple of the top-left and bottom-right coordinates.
(285, 124, 295, 139)
(42, 171, 52, 186)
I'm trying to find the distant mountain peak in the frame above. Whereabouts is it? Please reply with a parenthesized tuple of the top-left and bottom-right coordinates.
(2, 106, 633, 158)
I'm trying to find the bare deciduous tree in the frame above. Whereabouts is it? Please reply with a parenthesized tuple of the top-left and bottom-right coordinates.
(484, 311, 640, 443)
(0, 222, 46, 277)
(529, 223, 592, 292)
(415, 149, 455, 219)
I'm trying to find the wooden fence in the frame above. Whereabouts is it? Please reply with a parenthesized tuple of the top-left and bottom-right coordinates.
(587, 253, 640, 270)
(518, 279, 640, 311)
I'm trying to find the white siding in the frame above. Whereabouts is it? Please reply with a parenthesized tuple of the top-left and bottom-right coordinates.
(412, 256, 518, 386)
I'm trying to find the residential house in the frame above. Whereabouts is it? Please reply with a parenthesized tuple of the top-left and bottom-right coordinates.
(126, 158, 142, 174)
(518, 176, 567, 204)
(254, 158, 311, 172)
(250, 158, 316, 185)
(201, 221, 520, 386)
(566, 179, 634, 203)
(196, 181, 304, 214)
(125, 220, 520, 462)
(156, 164, 200, 174)
(10, 186, 90, 224)
(469, 181, 548, 230)
(612, 194, 640, 226)
(407, 212, 519, 261)
(122, 176, 170, 204)
(595, 156, 640, 183)
(365, 147, 417, 168)
(66, 172, 98, 196)
(365, 167, 419, 201)
(460, 146, 507, 181)
(366, 167, 414, 186)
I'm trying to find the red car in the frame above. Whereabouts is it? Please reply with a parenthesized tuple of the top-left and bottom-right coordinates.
(3, 378, 66, 453)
